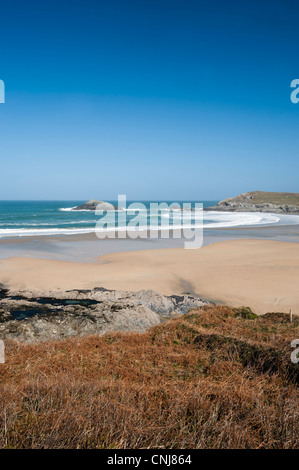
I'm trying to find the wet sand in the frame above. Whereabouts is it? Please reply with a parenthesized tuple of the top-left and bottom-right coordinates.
(0, 224, 298, 262)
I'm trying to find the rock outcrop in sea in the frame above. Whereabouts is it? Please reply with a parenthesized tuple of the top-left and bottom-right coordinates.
(0, 286, 210, 342)
(72, 200, 117, 211)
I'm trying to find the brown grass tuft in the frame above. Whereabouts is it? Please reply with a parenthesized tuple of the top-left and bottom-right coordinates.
(0, 305, 298, 449)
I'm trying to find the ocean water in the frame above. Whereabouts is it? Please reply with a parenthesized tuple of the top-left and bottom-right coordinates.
(0, 200, 299, 239)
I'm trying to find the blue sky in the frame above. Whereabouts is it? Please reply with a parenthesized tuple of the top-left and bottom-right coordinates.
(0, 0, 299, 200)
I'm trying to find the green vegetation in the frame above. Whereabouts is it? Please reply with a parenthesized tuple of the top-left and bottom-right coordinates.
(232, 306, 258, 319)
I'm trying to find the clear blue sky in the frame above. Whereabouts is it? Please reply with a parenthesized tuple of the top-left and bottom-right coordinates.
(0, 0, 299, 200)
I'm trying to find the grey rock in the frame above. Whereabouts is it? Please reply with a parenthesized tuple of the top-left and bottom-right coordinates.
(0, 287, 210, 343)
(72, 199, 117, 211)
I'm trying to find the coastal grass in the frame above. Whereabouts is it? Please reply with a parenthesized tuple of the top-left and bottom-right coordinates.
(0, 305, 299, 449)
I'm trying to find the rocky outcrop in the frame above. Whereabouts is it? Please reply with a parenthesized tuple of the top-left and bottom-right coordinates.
(206, 191, 299, 214)
(72, 200, 117, 211)
(0, 287, 210, 343)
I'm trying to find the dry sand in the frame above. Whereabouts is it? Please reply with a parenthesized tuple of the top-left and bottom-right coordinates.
(0, 239, 299, 314)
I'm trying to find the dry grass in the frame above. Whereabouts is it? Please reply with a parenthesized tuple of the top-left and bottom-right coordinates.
(0, 305, 298, 449)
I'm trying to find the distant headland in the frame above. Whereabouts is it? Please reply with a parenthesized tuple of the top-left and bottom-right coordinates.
(207, 191, 299, 214)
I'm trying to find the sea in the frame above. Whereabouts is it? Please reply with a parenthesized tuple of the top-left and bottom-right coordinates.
(0, 200, 299, 239)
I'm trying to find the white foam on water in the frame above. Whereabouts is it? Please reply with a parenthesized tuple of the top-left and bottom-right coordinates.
(0, 227, 95, 238)
(60, 207, 151, 212)
(1, 211, 299, 238)
(0, 220, 98, 226)
(59, 207, 83, 211)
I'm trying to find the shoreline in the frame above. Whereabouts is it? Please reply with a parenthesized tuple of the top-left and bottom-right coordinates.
(1, 238, 299, 315)
(0, 223, 298, 263)
(0, 223, 298, 315)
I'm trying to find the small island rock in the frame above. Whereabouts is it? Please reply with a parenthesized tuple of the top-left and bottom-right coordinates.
(72, 199, 116, 211)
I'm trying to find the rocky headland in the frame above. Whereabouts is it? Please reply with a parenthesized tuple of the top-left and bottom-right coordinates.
(0, 286, 209, 342)
(206, 191, 299, 214)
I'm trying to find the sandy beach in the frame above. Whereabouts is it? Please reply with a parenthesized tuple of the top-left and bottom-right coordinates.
(1, 238, 299, 314)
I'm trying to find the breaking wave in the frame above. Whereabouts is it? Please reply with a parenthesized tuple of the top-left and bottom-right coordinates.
(0, 210, 299, 238)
